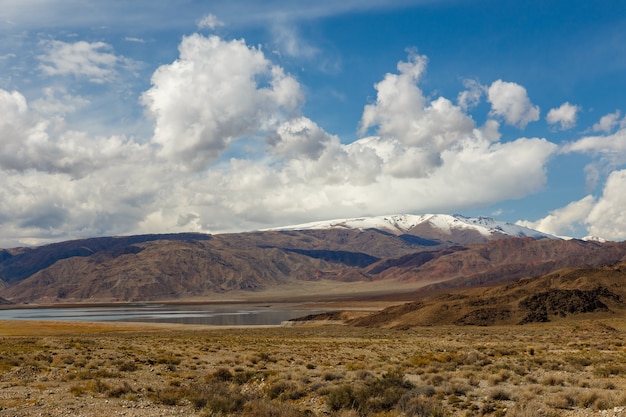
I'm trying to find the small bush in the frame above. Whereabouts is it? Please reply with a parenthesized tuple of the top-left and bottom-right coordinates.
(118, 361, 138, 372)
(87, 379, 110, 394)
(210, 367, 234, 382)
(490, 388, 511, 401)
(397, 394, 448, 417)
(323, 371, 343, 381)
(70, 384, 87, 396)
(205, 392, 245, 414)
(108, 381, 135, 398)
(327, 385, 356, 411)
(153, 387, 183, 406)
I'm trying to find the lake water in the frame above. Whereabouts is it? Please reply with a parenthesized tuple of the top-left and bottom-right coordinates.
(0, 303, 326, 326)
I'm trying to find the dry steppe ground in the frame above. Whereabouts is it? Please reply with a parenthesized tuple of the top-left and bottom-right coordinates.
(1, 319, 626, 417)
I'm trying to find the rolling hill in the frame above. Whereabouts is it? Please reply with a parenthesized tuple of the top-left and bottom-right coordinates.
(342, 262, 626, 327)
(0, 214, 624, 304)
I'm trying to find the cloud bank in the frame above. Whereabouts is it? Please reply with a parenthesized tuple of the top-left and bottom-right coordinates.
(0, 29, 624, 246)
(520, 123, 626, 240)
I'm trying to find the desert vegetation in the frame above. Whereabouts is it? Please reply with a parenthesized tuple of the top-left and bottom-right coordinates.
(1, 319, 626, 416)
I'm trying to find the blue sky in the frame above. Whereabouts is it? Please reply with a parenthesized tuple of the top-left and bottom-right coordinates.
(1, 0, 626, 246)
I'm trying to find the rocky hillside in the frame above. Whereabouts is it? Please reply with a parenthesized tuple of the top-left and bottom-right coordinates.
(0, 217, 625, 304)
(357, 237, 626, 287)
(342, 262, 626, 327)
(0, 229, 442, 303)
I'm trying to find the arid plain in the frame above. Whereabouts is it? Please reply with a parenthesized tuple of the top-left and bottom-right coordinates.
(2, 306, 626, 417)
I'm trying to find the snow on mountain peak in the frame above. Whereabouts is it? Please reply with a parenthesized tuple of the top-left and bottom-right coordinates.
(268, 214, 558, 240)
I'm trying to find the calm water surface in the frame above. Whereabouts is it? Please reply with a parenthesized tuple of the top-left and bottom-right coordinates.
(0, 303, 326, 326)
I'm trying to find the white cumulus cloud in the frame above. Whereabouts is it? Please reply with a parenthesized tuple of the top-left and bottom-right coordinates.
(269, 117, 335, 160)
(487, 80, 540, 129)
(141, 34, 304, 171)
(586, 170, 626, 241)
(517, 195, 595, 237)
(592, 110, 626, 133)
(522, 169, 626, 241)
(197, 14, 224, 30)
(546, 102, 580, 130)
(359, 51, 475, 175)
(457, 79, 484, 111)
(38, 40, 127, 83)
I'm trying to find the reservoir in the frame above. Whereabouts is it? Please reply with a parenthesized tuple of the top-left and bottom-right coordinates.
(0, 303, 327, 326)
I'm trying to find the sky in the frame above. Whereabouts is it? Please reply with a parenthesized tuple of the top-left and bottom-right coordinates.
(1, 0, 626, 247)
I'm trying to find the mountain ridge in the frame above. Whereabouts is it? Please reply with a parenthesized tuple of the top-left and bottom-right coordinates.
(0, 214, 624, 304)
(267, 213, 558, 242)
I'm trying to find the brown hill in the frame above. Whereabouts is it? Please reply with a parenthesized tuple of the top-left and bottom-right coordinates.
(0, 229, 437, 303)
(346, 262, 626, 328)
(1, 228, 626, 304)
(360, 238, 626, 286)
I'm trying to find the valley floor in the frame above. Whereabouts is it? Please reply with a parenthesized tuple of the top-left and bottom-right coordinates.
(1, 319, 626, 416)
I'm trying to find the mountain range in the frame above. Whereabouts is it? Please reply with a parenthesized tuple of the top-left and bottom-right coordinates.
(0, 214, 625, 305)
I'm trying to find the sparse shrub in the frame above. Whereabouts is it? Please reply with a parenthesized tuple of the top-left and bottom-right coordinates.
(323, 371, 343, 381)
(267, 381, 291, 399)
(489, 369, 511, 385)
(347, 368, 415, 414)
(108, 381, 134, 398)
(70, 384, 87, 396)
(153, 386, 183, 406)
(156, 354, 181, 366)
(210, 367, 233, 382)
(505, 400, 560, 417)
(118, 361, 138, 372)
(327, 384, 356, 411)
(490, 388, 511, 401)
(540, 374, 563, 386)
(233, 369, 256, 384)
(397, 393, 448, 417)
(355, 369, 374, 381)
(34, 352, 53, 364)
(577, 390, 601, 408)
(243, 399, 310, 417)
(87, 379, 111, 394)
(594, 364, 624, 377)
(547, 391, 576, 409)
(441, 381, 471, 396)
(59, 354, 75, 365)
(205, 390, 246, 414)
(181, 380, 246, 412)
(267, 380, 306, 401)
(426, 374, 446, 386)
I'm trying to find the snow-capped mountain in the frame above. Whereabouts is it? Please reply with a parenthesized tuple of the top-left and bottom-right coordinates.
(270, 214, 558, 241)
